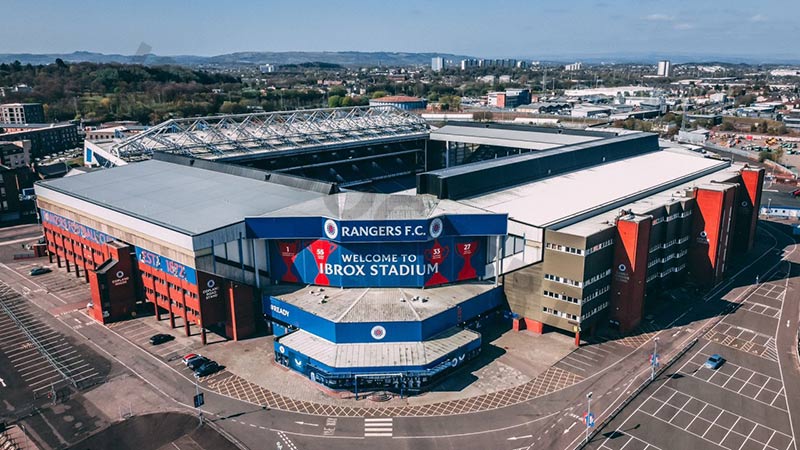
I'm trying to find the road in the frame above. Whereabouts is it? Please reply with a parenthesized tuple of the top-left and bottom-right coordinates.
(0, 221, 797, 450)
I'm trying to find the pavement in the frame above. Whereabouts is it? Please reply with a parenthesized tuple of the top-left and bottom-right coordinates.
(0, 217, 797, 450)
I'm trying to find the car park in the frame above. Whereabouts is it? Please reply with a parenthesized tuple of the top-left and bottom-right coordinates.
(704, 354, 724, 369)
(29, 267, 52, 276)
(194, 361, 220, 377)
(149, 334, 174, 345)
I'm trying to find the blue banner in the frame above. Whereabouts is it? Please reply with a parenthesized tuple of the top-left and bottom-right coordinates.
(135, 246, 197, 285)
(41, 210, 115, 245)
(270, 237, 486, 288)
(246, 214, 507, 243)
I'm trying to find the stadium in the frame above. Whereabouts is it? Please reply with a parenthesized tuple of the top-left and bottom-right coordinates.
(35, 105, 763, 392)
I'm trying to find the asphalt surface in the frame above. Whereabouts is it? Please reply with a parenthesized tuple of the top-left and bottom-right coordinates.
(0, 219, 797, 450)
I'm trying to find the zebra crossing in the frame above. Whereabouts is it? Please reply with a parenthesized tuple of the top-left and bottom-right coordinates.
(364, 417, 393, 437)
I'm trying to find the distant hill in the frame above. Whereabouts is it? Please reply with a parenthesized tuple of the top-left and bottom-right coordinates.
(0, 51, 475, 67)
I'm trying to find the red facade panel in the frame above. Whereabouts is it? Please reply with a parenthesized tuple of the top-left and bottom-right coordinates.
(610, 215, 652, 332)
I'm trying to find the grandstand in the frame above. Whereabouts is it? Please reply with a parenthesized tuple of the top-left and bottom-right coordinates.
(84, 106, 430, 188)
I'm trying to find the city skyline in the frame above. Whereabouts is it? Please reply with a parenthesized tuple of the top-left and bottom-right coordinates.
(2, 0, 798, 62)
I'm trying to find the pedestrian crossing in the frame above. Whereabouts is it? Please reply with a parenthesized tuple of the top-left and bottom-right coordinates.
(364, 417, 393, 437)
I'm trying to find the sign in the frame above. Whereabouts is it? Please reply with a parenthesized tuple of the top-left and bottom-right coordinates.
(111, 269, 130, 287)
(334, 220, 430, 242)
(41, 210, 114, 245)
(193, 393, 204, 408)
(370, 325, 387, 340)
(135, 247, 197, 285)
(245, 214, 508, 243)
(584, 413, 595, 428)
(650, 353, 660, 367)
(270, 237, 486, 288)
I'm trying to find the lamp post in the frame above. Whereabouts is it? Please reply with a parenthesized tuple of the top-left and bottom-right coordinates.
(585, 391, 593, 444)
(651, 337, 660, 381)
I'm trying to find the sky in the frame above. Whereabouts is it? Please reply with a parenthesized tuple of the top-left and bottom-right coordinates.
(2, 0, 798, 61)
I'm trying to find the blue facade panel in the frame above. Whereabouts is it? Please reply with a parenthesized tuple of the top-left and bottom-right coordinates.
(246, 214, 508, 243)
(135, 246, 198, 285)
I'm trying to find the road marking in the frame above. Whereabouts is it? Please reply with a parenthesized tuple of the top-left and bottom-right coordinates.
(364, 417, 393, 437)
(507, 434, 533, 440)
(563, 422, 576, 434)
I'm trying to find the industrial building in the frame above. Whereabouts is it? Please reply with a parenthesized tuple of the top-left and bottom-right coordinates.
(34, 107, 764, 392)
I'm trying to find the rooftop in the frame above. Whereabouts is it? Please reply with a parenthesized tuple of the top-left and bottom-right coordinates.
(460, 149, 730, 229)
(370, 96, 425, 103)
(429, 124, 602, 150)
(559, 164, 745, 237)
(279, 327, 479, 369)
(35, 159, 323, 236)
(258, 191, 491, 221)
(269, 282, 496, 323)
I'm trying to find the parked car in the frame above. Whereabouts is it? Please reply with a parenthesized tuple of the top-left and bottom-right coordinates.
(194, 361, 220, 377)
(29, 267, 52, 276)
(182, 353, 199, 365)
(149, 334, 174, 345)
(187, 356, 211, 371)
(704, 354, 724, 369)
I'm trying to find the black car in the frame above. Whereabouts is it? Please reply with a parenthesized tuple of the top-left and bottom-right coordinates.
(187, 356, 210, 371)
(149, 334, 174, 345)
(29, 267, 52, 276)
(194, 361, 220, 377)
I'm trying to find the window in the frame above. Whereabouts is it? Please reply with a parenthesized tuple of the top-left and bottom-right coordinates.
(546, 242, 585, 256)
(580, 302, 609, 321)
(585, 239, 613, 255)
(544, 273, 583, 288)
(584, 269, 611, 288)
(504, 235, 526, 258)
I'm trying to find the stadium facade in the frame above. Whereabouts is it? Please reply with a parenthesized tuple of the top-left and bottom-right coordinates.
(35, 106, 764, 392)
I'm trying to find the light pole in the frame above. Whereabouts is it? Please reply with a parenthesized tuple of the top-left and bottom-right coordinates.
(585, 391, 593, 444)
(651, 337, 660, 381)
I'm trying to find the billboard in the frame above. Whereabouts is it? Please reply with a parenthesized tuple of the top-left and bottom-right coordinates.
(135, 246, 198, 285)
(41, 210, 115, 245)
(270, 237, 486, 288)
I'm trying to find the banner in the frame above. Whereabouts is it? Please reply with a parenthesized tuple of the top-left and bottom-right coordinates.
(270, 237, 486, 288)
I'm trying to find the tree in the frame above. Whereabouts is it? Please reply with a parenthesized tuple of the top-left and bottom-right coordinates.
(759, 121, 768, 133)
(720, 121, 735, 132)
(328, 95, 342, 108)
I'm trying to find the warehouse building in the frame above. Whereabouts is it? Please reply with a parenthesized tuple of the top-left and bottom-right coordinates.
(34, 109, 764, 392)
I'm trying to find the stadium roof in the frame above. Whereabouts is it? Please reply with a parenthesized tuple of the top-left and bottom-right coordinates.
(107, 105, 429, 163)
(258, 191, 491, 220)
(461, 150, 731, 229)
(35, 159, 323, 236)
(429, 124, 603, 150)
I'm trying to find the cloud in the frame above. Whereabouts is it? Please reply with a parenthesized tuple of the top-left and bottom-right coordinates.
(673, 23, 693, 30)
(645, 13, 674, 21)
(750, 14, 768, 22)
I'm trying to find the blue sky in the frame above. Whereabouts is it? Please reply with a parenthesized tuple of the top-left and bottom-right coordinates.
(2, 0, 798, 60)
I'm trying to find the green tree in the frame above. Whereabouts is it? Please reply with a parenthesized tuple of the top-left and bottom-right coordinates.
(328, 95, 342, 108)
